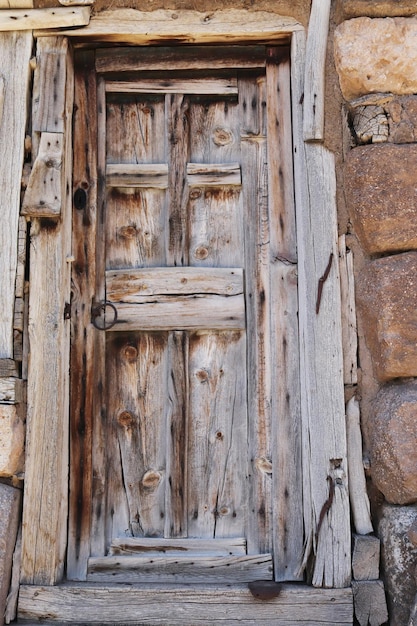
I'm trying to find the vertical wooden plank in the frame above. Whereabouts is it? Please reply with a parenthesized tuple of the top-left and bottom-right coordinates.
(21, 37, 73, 585)
(0, 32, 32, 358)
(267, 51, 303, 581)
(164, 331, 189, 538)
(303, 0, 331, 141)
(67, 51, 97, 581)
(338, 235, 358, 385)
(240, 75, 272, 556)
(187, 331, 247, 539)
(291, 29, 351, 588)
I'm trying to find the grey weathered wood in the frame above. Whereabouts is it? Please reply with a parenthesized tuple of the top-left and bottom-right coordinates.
(352, 534, 380, 581)
(186, 162, 241, 186)
(107, 267, 243, 300)
(0, 32, 32, 359)
(0, 6, 90, 31)
(291, 28, 351, 588)
(0, 360, 18, 378)
(15, 217, 27, 301)
(87, 554, 273, 584)
(0, 378, 23, 404)
(32, 36, 68, 134)
(109, 537, 246, 556)
(4, 524, 21, 624)
(36, 9, 302, 44)
(20, 36, 73, 586)
(106, 163, 168, 188)
(352, 580, 388, 626)
(96, 46, 266, 73)
(303, 0, 331, 141)
(346, 397, 373, 536)
(21, 132, 63, 217)
(106, 78, 238, 95)
(18, 583, 353, 624)
(339, 235, 358, 385)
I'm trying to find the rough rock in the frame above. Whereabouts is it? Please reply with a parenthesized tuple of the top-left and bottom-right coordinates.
(0, 483, 21, 626)
(356, 252, 417, 381)
(338, 0, 417, 20)
(0, 405, 24, 477)
(344, 144, 417, 254)
(379, 504, 417, 626)
(371, 381, 417, 504)
(334, 17, 417, 101)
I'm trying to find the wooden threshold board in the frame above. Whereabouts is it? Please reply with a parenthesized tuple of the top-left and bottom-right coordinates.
(18, 583, 353, 625)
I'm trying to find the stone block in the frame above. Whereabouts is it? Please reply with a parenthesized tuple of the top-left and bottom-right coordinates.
(379, 504, 417, 626)
(344, 144, 417, 254)
(338, 0, 417, 19)
(352, 534, 380, 580)
(0, 405, 24, 477)
(334, 17, 417, 101)
(0, 483, 21, 626)
(356, 252, 417, 381)
(371, 380, 417, 504)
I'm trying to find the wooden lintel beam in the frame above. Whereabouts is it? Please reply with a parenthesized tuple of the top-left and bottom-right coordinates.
(0, 6, 90, 31)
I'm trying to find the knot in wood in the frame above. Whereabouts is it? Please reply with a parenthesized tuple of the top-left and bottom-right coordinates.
(117, 410, 134, 428)
(194, 245, 209, 260)
(213, 127, 234, 146)
(119, 225, 137, 239)
(255, 457, 273, 475)
(189, 189, 202, 200)
(196, 368, 209, 383)
(142, 470, 162, 490)
(123, 345, 138, 362)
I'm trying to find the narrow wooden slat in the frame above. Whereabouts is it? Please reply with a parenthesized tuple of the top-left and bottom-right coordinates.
(187, 162, 241, 186)
(20, 37, 73, 585)
(87, 554, 273, 584)
(21, 132, 63, 217)
(0, 6, 90, 32)
(0, 377, 22, 403)
(107, 267, 243, 301)
(0, 359, 18, 377)
(106, 163, 168, 188)
(106, 78, 238, 95)
(96, 46, 267, 73)
(339, 235, 358, 385)
(0, 32, 32, 359)
(164, 331, 188, 538)
(346, 397, 373, 535)
(109, 537, 246, 556)
(32, 36, 68, 134)
(112, 294, 246, 331)
(18, 583, 354, 625)
(303, 0, 331, 141)
(291, 30, 351, 588)
(36, 9, 302, 44)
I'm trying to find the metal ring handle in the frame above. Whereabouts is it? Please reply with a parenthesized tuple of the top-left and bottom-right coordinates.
(91, 301, 118, 331)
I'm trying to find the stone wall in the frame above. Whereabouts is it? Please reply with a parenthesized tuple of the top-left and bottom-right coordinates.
(334, 6, 417, 625)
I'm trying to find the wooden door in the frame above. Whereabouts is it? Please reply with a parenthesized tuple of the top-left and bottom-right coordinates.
(69, 46, 302, 585)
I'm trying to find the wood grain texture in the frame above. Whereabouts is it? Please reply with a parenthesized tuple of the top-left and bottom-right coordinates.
(21, 132, 63, 217)
(346, 397, 373, 536)
(108, 537, 246, 556)
(18, 583, 353, 625)
(87, 553, 273, 583)
(303, 0, 331, 141)
(0, 377, 22, 403)
(106, 78, 238, 95)
(187, 162, 241, 186)
(106, 163, 168, 189)
(20, 37, 73, 585)
(338, 235, 358, 385)
(0, 32, 32, 359)
(36, 9, 302, 44)
(0, 6, 90, 31)
(291, 29, 351, 588)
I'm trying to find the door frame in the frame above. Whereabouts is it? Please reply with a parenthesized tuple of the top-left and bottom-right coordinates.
(19, 10, 352, 622)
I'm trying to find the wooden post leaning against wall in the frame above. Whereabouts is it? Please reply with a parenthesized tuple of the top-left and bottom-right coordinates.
(20, 36, 74, 585)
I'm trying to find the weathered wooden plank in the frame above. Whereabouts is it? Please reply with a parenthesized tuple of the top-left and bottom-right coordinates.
(106, 267, 243, 300)
(0, 359, 18, 378)
(36, 9, 302, 44)
(18, 583, 353, 625)
(339, 235, 358, 385)
(346, 397, 373, 536)
(187, 331, 248, 540)
(187, 162, 241, 186)
(87, 554, 273, 584)
(352, 580, 388, 626)
(0, 377, 23, 404)
(352, 534, 380, 581)
(14, 216, 27, 301)
(240, 82, 272, 555)
(32, 37, 68, 134)
(4, 524, 21, 624)
(109, 537, 246, 556)
(106, 163, 168, 189)
(291, 29, 351, 588)
(303, 0, 331, 141)
(0, 32, 32, 359)
(21, 132, 63, 217)
(112, 295, 245, 331)
(20, 36, 73, 586)
(0, 7, 90, 31)
(96, 46, 266, 73)
(106, 77, 238, 95)
(164, 331, 188, 538)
